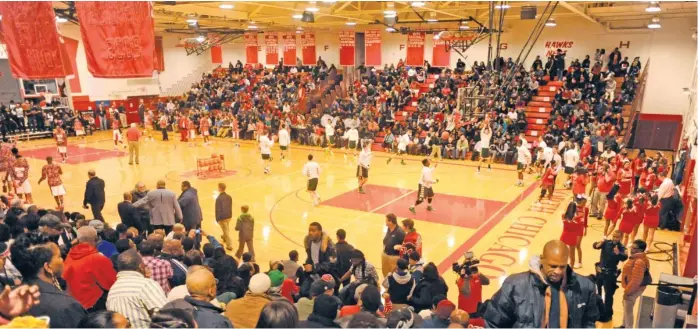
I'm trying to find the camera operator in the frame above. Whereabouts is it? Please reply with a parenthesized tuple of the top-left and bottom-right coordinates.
(592, 230, 628, 322)
(453, 253, 489, 314)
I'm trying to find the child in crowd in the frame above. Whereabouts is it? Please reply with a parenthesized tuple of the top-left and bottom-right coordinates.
(235, 205, 255, 261)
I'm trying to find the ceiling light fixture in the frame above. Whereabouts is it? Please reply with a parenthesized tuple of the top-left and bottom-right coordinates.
(459, 23, 470, 30)
(219, 3, 234, 9)
(297, 26, 303, 30)
(645, 1, 661, 13)
(292, 13, 303, 19)
(545, 18, 556, 27)
(186, 19, 197, 24)
(647, 16, 661, 29)
(306, 1, 319, 12)
(386, 27, 396, 32)
(56, 16, 68, 23)
(495, 2, 511, 9)
(195, 35, 205, 42)
(322, 0, 337, 3)
(248, 21, 258, 29)
(427, 12, 438, 22)
(345, 21, 356, 26)
(411, 1, 425, 7)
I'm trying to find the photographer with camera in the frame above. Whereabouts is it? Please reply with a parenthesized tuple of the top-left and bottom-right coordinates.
(453, 252, 489, 314)
(592, 230, 627, 322)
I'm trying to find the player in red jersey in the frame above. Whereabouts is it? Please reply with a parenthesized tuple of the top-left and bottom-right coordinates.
(10, 148, 32, 203)
(536, 159, 558, 204)
(112, 118, 125, 150)
(187, 117, 196, 147)
(0, 140, 15, 194)
(54, 126, 68, 163)
(199, 114, 211, 146)
(178, 114, 189, 142)
(38, 156, 65, 209)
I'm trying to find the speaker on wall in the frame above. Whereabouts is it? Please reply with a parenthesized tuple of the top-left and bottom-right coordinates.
(520, 6, 537, 20)
(301, 11, 315, 23)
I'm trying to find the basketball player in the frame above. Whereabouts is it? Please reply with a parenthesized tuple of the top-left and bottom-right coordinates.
(38, 156, 65, 209)
(178, 113, 189, 142)
(516, 139, 532, 187)
(199, 114, 211, 146)
(324, 120, 335, 155)
(278, 124, 290, 161)
(477, 124, 493, 173)
(344, 125, 359, 158)
(0, 140, 14, 194)
(303, 154, 322, 206)
(10, 148, 32, 203)
(259, 130, 276, 174)
(144, 110, 155, 141)
(187, 116, 196, 147)
(409, 158, 439, 214)
(112, 117, 125, 150)
(563, 142, 580, 188)
(357, 140, 372, 194)
(387, 130, 411, 165)
(54, 126, 68, 163)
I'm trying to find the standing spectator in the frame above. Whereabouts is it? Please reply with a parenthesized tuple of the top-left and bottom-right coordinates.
(304, 222, 335, 274)
(215, 183, 234, 251)
(234, 205, 255, 260)
(107, 250, 168, 328)
(620, 239, 650, 329)
(125, 123, 141, 165)
(118, 192, 144, 233)
(456, 266, 490, 314)
(335, 229, 355, 287)
(97, 104, 107, 131)
(11, 232, 87, 328)
(63, 226, 117, 312)
(400, 219, 422, 258)
(82, 170, 105, 221)
(133, 180, 182, 234)
(656, 171, 681, 230)
(225, 273, 273, 328)
(139, 240, 174, 294)
(131, 182, 150, 232)
(178, 181, 202, 231)
(382, 213, 405, 278)
(137, 99, 145, 124)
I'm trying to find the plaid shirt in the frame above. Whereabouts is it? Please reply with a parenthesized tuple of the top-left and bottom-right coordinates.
(143, 256, 173, 294)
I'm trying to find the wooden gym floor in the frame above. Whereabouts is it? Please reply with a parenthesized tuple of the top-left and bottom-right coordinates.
(17, 131, 680, 327)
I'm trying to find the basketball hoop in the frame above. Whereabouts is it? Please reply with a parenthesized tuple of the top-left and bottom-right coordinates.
(440, 33, 476, 52)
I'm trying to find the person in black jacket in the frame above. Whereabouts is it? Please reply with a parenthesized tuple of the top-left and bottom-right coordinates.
(334, 229, 354, 288)
(162, 266, 233, 328)
(303, 222, 335, 276)
(484, 240, 599, 328)
(214, 183, 233, 251)
(117, 192, 144, 233)
(382, 258, 415, 307)
(298, 294, 341, 328)
(409, 262, 448, 312)
(82, 170, 105, 221)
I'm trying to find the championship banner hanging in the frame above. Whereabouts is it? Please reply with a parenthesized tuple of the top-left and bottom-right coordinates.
(339, 30, 355, 66)
(406, 32, 425, 66)
(265, 33, 278, 65)
(365, 29, 381, 66)
(0, 2, 73, 79)
(301, 32, 316, 65)
(244, 33, 259, 64)
(280, 32, 297, 66)
(432, 37, 450, 67)
(75, 1, 156, 78)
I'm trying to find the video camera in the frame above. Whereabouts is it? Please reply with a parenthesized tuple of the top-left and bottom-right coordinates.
(452, 251, 480, 277)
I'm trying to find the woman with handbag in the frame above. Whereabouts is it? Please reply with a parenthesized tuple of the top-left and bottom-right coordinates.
(620, 239, 651, 328)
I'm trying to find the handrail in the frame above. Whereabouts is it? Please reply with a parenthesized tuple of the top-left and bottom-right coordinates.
(625, 58, 650, 147)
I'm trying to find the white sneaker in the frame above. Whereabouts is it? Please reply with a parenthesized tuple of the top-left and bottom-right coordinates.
(573, 263, 582, 269)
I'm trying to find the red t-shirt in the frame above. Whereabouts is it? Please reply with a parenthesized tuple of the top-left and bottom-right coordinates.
(126, 127, 142, 142)
(41, 164, 63, 187)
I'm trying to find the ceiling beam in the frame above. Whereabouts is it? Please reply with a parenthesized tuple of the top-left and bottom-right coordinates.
(558, 1, 602, 27)
(333, 1, 354, 13)
(248, 5, 264, 19)
(244, 1, 374, 22)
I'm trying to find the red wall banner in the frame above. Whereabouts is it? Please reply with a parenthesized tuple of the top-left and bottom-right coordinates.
(406, 32, 425, 66)
(244, 33, 259, 64)
(265, 33, 278, 65)
(301, 32, 316, 65)
(210, 45, 222, 64)
(63, 37, 82, 93)
(365, 29, 381, 66)
(339, 30, 355, 66)
(0, 2, 73, 79)
(432, 37, 450, 67)
(280, 32, 297, 66)
(75, 1, 156, 78)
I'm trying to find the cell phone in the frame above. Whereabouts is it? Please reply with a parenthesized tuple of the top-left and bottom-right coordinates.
(195, 229, 201, 234)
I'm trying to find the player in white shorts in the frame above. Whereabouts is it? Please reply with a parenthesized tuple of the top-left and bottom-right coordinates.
(409, 158, 439, 213)
(10, 148, 33, 203)
(112, 119, 125, 150)
(259, 130, 276, 174)
(278, 124, 290, 161)
(324, 121, 335, 155)
(54, 126, 68, 163)
(303, 154, 322, 206)
(357, 140, 373, 194)
(477, 124, 493, 173)
(387, 130, 412, 165)
(38, 156, 65, 209)
(516, 139, 532, 187)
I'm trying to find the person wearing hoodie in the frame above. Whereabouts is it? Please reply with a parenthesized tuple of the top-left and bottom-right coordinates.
(483, 240, 599, 328)
(382, 258, 416, 309)
(225, 273, 273, 328)
(408, 252, 424, 283)
(63, 226, 117, 312)
(234, 205, 255, 260)
(298, 294, 341, 328)
(409, 263, 448, 313)
(620, 239, 650, 329)
(178, 181, 202, 231)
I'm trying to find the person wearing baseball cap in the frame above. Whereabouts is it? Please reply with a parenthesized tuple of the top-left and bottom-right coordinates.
(39, 213, 75, 256)
(296, 274, 336, 321)
(387, 307, 424, 329)
(421, 299, 455, 328)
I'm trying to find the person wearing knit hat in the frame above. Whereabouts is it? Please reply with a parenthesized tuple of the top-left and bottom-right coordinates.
(268, 269, 286, 288)
(387, 307, 424, 329)
(421, 299, 455, 328)
(224, 273, 272, 328)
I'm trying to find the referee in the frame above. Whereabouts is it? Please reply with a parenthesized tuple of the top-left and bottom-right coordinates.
(357, 141, 372, 194)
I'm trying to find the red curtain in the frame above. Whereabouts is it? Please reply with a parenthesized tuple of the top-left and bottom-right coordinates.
(301, 32, 316, 65)
(0, 2, 73, 79)
(406, 32, 425, 66)
(244, 33, 259, 64)
(365, 29, 381, 66)
(75, 1, 155, 78)
(154, 36, 165, 72)
(211, 46, 222, 64)
(432, 37, 450, 67)
(339, 30, 355, 66)
(63, 37, 82, 93)
(265, 33, 278, 65)
(281, 32, 296, 66)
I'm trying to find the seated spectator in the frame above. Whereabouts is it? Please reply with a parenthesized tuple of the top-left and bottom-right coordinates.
(298, 294, 341, 328)
(421, 300, 456, 328)
(78, 310, 130, 329)
(162, 265, 232, 328)
(225, 273, 273, 328)
(256, 299, 300, 328)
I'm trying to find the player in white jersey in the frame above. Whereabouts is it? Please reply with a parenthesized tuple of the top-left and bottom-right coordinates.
(409, 158, 439, 214)
(562, 142, 580, 188)
(278, 124, 290, 161)
(343, 126, 360, 158)
(324, 121, 335, 155)
(387, 130, 411, 165)
(515, 140, 532, 187)
(303, 154, 322, 205)
(259, 130, 276, 174)
(477, 125, 493, 173)
(357, 140, 373, 194)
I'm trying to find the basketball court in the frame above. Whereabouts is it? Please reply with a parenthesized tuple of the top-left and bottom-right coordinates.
(17, 131, 681, 326)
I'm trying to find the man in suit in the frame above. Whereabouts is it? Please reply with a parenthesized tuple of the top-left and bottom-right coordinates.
(133, 180, 182, 235)
(215, 183, 233, 251)
(178, 181, 202, 231)
(83, 170, 105, 221)
(117, 192, 144, 233)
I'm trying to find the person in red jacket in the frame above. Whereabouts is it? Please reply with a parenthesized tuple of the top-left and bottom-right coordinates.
(580, 137, 592, 160)
(591, 163, 616, 218)
(177, 114, 189, 142)
(456, 266, 490, 314)
(62, 226, 117, 311)
(399, 219, 422, 258)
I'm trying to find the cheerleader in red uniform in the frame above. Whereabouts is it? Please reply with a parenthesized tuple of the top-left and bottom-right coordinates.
(616, 160, 634, 197)
(643, 193, 660, 250)
(572, 167, 590, 196)
(603, 184, 622, 236)
(632, 191, 647, 243)
(537, 159, 558, 204)
(560, 195, 587, 268)
(632, 151, 646, 192)
(618, 198, 639, 246)
(643, 167, 656, 190)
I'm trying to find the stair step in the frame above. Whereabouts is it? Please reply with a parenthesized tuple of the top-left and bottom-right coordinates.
(527, 118, 548, 125)
(539, 85, 559, 92)
(528, 123, 547, 131)
(528, 101, 553, 108)
(531, 96, 553, 102)
(538, 91, 555, 97)
(526, 130, 544, 137)
(525, 107, 553, 114)
(526, 112, 550, 119)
